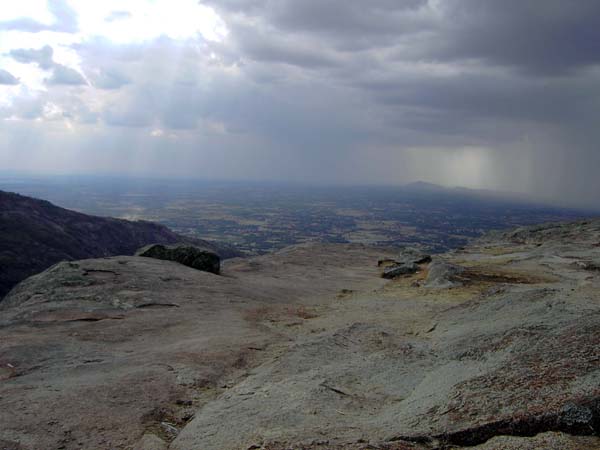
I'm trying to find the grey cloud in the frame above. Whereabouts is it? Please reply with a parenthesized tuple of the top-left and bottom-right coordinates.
(360, 69, 600, 128)
(0, 17, 52, 33)
(10, 45, 87, 86)
(0, 0, 78, 33)
(10, 45, 55, 69)
(47, 0, 78, 33)
(209, 0, 427, 35)
(428, 0, 600, 74)
(102, 90, 155, 127)
(0, 85, 97, 123)
(0, 69, 19, 85)
(212, 0, 600, 73)
(203, 0, 600, 149)
(233, 25, 340, 68)
(46, 64, 87, 85)
(267, 0, 428, 38)
(0, 93, 45, 120)
(91, 70, 131, 89)
(210, 0, 434, 58)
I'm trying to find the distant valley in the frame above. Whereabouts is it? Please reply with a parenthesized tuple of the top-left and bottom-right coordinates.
(0, 175, 594, 255)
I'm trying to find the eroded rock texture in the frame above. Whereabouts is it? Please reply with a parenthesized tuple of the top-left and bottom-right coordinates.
(1, 221, 599, 449)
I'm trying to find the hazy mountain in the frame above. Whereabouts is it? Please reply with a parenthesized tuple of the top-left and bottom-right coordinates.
(402, 181, 540, 203)
(0, 190, 240, 299)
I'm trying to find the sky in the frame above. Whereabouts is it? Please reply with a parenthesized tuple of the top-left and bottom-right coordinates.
(1, 1, 600, 207)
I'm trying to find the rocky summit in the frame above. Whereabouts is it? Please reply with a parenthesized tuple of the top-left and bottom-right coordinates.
(0, 220, 599, 449)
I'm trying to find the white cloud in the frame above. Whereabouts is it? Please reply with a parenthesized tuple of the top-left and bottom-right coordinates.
(74, 0, 228, 43)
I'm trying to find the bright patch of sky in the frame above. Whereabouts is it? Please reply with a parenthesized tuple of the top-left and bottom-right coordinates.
(76, 0, 228, 43)
(0, 1, 227, 97)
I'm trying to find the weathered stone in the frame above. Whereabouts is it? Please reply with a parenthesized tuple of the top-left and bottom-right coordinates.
(380, 248, 431, 268)
(425, 261, 466, 288)
(399, 247, 431, 263)
(382, 262, 419, 278)
(377, 257, 397, 267)
(132, 434, 167, 450)
(558, 401, 598, 433)
(136, 244, 220, 274)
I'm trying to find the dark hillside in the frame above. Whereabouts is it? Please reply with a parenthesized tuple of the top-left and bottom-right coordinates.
(0, 190, 239, 299)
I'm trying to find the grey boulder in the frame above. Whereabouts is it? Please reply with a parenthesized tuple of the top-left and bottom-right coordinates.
(425, 261, 465, 288)
(379, 248, 431, 266)
(380, 247, 431, 279)
(382, 262, 419, 279)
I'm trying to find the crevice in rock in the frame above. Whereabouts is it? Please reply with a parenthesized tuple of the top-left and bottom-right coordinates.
(65, 316, 124, 322)
(136, 302, 181, 309)
(389, 398, 600, 448)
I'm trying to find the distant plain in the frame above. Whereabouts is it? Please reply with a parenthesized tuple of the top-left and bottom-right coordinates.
(0, 174, 594, 255)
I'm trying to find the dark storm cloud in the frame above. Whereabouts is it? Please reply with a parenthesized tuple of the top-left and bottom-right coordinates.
(211, 1, 600, 130)
(0, 0, 78, 33)
(431, 0, 600, 74)
(207, 0, 600, 74)
(207, 0, 427, 34)
(233, 25, 340, 68)
(0, 69, 19, 85)
(360, 68, 600, 127)
(3, 1, 600, 207)
(265, 0, 428, 40)
(181, 0, 600, 205)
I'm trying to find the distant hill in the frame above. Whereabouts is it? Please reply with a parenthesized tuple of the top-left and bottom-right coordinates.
(403, 181, 534, 202)
(0, 190, 240, 299)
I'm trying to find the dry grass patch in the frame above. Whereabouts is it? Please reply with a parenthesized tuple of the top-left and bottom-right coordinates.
(461, 266, 557, 285)
(243, 304, 318, 323)
(478, 245, 529, 256)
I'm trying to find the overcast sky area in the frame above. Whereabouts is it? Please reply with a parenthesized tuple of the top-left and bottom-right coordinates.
(1, 1, 600, 207)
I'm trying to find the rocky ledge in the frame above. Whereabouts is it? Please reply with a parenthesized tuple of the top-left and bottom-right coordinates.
(0, 221, 599, 449)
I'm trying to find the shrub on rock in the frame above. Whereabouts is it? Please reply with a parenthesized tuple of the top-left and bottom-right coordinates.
(136, 244, 220, 274)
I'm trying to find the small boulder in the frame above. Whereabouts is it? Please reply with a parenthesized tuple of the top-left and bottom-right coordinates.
(397, 248, 431, 264)
(377, 258, 398, 268)
(424, 261, 465, 288)
(380, 247, 431, 279)
(136, 244, 220, 274)
(382, 262, 419, 279)
(380, 248, 431, 267)
(558, 401, 599, 434)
